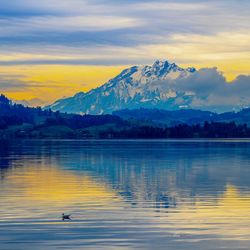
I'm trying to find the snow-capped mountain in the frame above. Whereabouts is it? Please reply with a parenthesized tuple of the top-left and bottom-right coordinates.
(46, 60, 197, 114)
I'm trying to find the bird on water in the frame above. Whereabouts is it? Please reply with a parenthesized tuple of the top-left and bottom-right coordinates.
(62, 213, 71, 221)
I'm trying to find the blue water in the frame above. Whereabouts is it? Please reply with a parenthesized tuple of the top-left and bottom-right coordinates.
(0, 140, 250, 250)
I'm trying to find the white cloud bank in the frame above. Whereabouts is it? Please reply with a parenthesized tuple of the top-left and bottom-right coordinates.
(172, 68, 250, 112)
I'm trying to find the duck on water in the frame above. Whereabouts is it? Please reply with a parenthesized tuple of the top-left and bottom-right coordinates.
(62, 213, 71, 221)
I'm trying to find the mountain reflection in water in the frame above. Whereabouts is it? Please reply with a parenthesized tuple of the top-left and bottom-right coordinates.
(0, 140, 250, 250)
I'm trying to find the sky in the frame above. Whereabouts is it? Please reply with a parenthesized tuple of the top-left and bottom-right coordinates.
(0, 0, 249, 104)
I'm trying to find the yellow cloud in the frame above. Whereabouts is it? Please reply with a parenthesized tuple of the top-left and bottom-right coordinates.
(0, 65, 125, 104)
(138, 32, 250, 80)
(0, 32, 249, 103)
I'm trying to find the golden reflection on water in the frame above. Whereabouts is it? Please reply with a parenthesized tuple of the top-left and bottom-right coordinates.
(159, 185, 250, 239)
(0, 159, 250, 242)
(2, 163, 120, 207)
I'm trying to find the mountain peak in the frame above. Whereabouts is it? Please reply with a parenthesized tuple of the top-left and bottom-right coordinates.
(46, 60, 197, 114)
(152, 59, 169, 67)
(151, 60, 196, 74)
(151, 60, 172, 75)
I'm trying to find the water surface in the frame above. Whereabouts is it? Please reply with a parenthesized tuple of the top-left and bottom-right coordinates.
(0, 140, 250, 249)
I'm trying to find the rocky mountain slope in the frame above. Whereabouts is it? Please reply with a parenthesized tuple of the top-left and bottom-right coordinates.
(46, 60, 197, 114)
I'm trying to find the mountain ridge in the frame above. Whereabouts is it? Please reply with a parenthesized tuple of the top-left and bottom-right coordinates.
(46, 59, 250, 114)
(46, 60, 197, 114)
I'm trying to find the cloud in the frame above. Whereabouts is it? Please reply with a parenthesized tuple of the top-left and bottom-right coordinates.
(0, 64, 125, 103)
(0, 31, 249, 78)
(132, 2, 209, 11)
(0, 0, 249, 78)
(172, 68, 250, 112)
(0, 0, 249, 47)
(0, 0, 98, 15)
(0, 82, 31, 92)
(0, 15, 143, 37)
(0, 0, 249, 105)
(0, 74, 30, 91)
(0, 73, 59, 92)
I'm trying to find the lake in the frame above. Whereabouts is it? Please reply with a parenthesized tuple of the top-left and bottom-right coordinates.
(0, 140, 250, 250)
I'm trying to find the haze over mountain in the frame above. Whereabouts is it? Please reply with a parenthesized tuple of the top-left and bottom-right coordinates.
(14, 98, 47, 107)
(46, 60, 250, 114)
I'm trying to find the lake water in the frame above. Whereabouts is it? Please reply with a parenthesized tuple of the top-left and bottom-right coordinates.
(0, 140, 250, 250)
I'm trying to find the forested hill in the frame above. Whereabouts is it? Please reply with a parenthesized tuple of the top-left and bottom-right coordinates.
(0, 94, 53, 129)
(1, 94, 250, 139)
(0, 94, 125, 138)
(113, 108, 250, 126)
